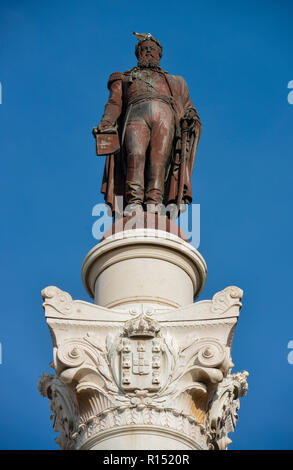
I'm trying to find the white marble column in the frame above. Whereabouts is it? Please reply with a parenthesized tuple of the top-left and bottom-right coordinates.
(39, 229, 248, 450)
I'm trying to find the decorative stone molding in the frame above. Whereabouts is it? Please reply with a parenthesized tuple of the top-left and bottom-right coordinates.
(42, 286, 243, 323)
(42, 286, 73, 316)
(210, 286, 243, 315)
(38, 372, 79, 449)
(206, 371, 249, 450)
(40, 286, 247, 450)
(74, 406, 207, 450)
(40, 232, 247, 450)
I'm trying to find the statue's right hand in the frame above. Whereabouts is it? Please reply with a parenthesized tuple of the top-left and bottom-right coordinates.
(92, 121, 117, 137)
(92, 122, 112, 137)
(97, 121, 117, 134)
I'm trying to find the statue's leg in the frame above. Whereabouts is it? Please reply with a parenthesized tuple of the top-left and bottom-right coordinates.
(124, 117, 150, 207)
(145, 102, 175, 207)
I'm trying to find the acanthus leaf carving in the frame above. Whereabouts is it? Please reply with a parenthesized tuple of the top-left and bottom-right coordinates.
(206, 370, 249, 450)
(40, 287, 248, 450)
(38, 372, 79, 449)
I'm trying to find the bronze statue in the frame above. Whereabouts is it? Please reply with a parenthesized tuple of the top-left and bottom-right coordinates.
(92, 32, 201, 216)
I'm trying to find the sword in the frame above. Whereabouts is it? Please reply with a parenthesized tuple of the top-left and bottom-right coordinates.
(177, 119, 189, 210)
(121, 104, 132, 147)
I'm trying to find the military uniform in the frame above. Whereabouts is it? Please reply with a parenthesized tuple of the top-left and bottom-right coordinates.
(97, 65, 201, 213)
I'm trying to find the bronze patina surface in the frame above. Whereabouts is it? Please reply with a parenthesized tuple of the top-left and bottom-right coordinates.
(93, 32, 201, 215)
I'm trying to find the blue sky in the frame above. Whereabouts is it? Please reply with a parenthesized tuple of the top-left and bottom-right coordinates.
(0, 0, 293, 449)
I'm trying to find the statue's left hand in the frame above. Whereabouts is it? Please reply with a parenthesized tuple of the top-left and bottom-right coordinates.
(182, 109, 200, 131)
(183, 108, 197, 121)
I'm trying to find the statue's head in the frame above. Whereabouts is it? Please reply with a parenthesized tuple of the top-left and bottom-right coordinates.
(133, 32, 163, 68)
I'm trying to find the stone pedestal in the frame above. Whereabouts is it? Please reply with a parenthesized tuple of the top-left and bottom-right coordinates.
(81, 230, 206, 310)
(39, 229, 248, 450)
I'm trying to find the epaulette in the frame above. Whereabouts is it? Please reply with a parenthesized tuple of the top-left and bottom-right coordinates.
(124, 67, 136, 73)
(107, 72, 123, 89)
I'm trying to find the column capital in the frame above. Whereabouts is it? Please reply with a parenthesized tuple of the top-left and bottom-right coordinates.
(39, 284, 247, 450)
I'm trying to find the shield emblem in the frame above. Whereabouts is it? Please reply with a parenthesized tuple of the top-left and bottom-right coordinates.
(120, 337, 162, 392)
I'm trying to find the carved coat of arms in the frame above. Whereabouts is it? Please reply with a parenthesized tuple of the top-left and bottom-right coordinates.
(110, 313, 165, 393)
(120, 336, 162, 392)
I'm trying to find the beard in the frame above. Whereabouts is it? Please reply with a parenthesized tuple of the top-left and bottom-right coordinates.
(137, 56, 161, 70)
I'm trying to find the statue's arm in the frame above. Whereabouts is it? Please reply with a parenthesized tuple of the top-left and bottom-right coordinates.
(180, 77, 201, 129)
(97, 73, 123, 132)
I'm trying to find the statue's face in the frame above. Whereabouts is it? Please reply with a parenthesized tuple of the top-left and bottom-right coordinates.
(138, 40, 161, 65)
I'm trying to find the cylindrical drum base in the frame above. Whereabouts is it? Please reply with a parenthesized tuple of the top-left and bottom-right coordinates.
(81, 229, 207, 310)
(78, 425, 205, 450)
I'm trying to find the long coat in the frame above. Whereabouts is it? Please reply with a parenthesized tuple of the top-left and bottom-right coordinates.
(99, 69, 201, 214)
